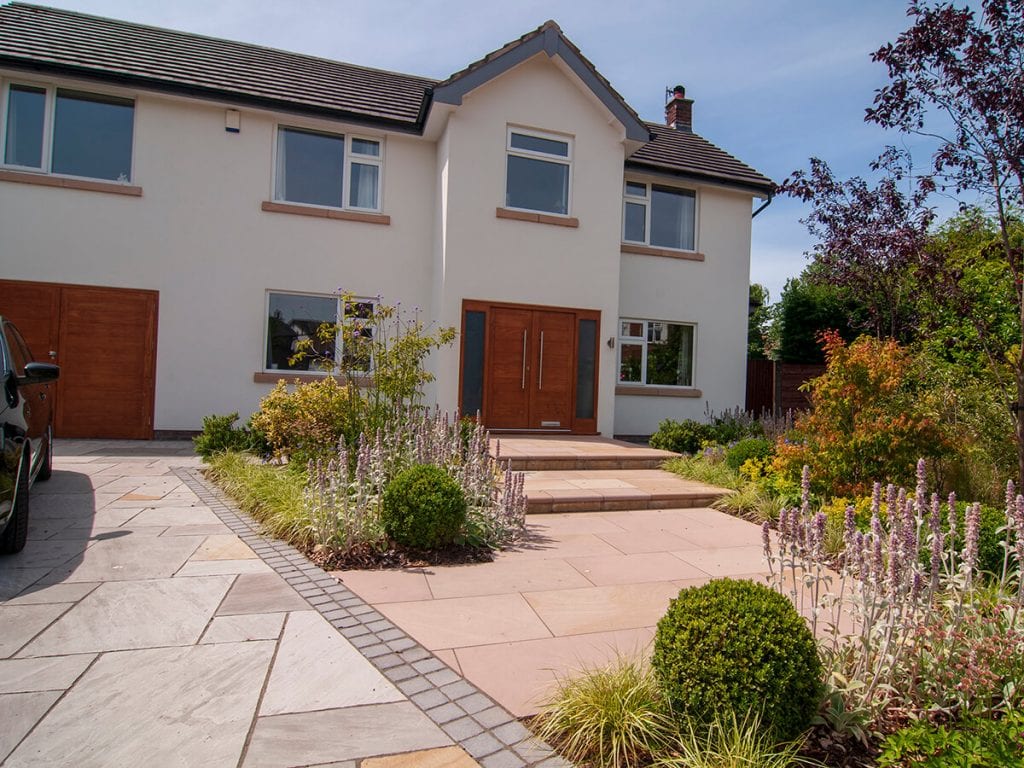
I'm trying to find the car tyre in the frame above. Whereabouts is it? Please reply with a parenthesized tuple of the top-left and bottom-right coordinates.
(0, 445, 29, 554)
(36, 426, 53, 482)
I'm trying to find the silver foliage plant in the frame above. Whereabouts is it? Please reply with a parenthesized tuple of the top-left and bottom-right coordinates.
(304, 407, 526, 551)
(763, 461, 1024, 729)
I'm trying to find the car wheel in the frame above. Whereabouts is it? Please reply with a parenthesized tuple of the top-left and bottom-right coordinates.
(0, 445, 29, 555)
(36, 426, 53, 482)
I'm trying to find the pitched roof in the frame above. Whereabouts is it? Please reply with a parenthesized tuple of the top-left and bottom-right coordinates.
(0, 3, 772, 193)
(628, 123, 774, 195)
(433, 20, 650, 143)
(0, 2, 436, 130)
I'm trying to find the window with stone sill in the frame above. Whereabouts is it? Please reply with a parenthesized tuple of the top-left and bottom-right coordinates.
(505, 127, 572, 216)
(274, 126, 382, 211)
(623, 181, 696, 252)
(264, 291, 376, 374)
(618, 318, 695, 387)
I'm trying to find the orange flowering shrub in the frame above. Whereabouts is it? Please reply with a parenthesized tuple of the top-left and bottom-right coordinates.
(774, 331, 947, 495)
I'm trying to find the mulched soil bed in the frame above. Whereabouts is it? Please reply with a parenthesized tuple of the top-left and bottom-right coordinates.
(309, 540, 494, 570)
(800, 723, 880, 767)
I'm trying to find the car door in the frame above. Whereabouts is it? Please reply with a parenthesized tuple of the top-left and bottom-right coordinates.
(2, 321, 50, 475)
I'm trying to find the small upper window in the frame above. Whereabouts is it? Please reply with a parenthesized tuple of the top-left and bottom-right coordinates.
(2, 83, 135, 181)
(506, 128, 571, 215)
(275, 127, 382, 211)
(623, 182, 696, 251)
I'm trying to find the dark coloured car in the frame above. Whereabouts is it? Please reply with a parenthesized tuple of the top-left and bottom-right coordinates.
(1, 317, 59, 554)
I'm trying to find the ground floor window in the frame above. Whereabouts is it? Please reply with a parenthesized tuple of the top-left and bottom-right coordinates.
(618, 318, 695, 387)
(264, 291, 375, 373)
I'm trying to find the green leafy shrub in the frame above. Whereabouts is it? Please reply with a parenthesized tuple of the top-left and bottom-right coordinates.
(249, 377, 359, 465)
(707, 407, 765, 444)
(878, 712, 1024, 768)
(381, 464, 467, 549)
(725, 437, 773, 471)
(652, 578, 823, 742)
(193, 412, 258, 458)
(649, 419, 713, 454)
(533, 655, 676, 768)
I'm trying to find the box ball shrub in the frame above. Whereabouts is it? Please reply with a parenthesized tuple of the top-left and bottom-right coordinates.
(725, 437, 774, 471)
(652, 578, 823, 742)
(382, 464, 467, 550)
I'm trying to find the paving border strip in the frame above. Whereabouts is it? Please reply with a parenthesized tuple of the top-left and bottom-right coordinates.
(175, 467, 572, 768)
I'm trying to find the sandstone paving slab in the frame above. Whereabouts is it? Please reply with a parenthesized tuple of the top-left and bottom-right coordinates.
(524, 513, 629, 536)
(496, 533, 620, 561)
(176, 558, 272, 576)
(433, 648, 462, 674)
(161, 522, 232, 536)
(27, 494, 121, 520)
(3, 581, 98, 606)
(593, 528, 702, 554)
(522, 582, 683, 637)
(566, 551, 709, 586)
(216, 572, 310, 615)
(1, 536, 92, 570)
(43, 534, 205, 582)
(423, 558, 592, 599)
(378, 594, 552, 650)
(46, 525, 169, 540)
(26, 515, 77, 539)
(665, 521, 766, 550)
(243, 702, 451, 768)
(672, 545, 768, 577)
(124, 506, 221, 526)
(335, 569, 432, 604)
(455, 627, 654, 717)
(0, 567, 49, 601)
(193, 534, 258, 560)
(17, 575, 233, 657)
(200, 613, 286, 644)
(260, 610, 402, 715)
(0, 690, 61, 762)
(0, 603, 70, 658)
(0, 654, 95, 693)
(362, 746, 480, 767)
(3, 641, 274, 768)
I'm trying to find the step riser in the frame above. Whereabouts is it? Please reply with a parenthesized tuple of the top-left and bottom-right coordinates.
(504, 458, 667, 471)
(526, 494, 724, 515)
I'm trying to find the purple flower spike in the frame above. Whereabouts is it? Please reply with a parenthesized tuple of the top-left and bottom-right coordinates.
(761, 520, 771, 556)
(964, 502, 981, 575)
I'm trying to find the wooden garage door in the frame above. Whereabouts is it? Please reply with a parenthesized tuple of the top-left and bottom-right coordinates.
(0, 280, 158, 439)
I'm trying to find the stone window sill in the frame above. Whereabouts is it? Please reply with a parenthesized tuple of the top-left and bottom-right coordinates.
(253, 371, 372, 387)
(261, 200, 390, 225)
(0, 169, 142, 196)
(615, 385, 702, 398)
(495, 207, 579, 228)
(621, 243, 704, 261)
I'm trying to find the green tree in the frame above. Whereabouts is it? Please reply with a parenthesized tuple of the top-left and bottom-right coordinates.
(773, 274, 863, 364)
(747, 283, 771, 359)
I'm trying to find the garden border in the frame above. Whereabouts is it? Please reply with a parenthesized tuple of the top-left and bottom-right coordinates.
(175, 467, 571, 768)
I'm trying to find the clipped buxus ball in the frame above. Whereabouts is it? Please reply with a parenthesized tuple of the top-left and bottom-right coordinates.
(381, 464, 467, 550)
(652, 578, 823, 741)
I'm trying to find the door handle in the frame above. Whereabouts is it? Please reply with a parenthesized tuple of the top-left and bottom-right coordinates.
(521, 329, 527, 390)
(538, 331, 544, 390)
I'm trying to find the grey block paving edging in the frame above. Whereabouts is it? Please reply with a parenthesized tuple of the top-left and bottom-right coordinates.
(175, 467, 572, 768)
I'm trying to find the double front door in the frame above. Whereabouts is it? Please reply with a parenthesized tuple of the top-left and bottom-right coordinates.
(460, 301, 600, 433)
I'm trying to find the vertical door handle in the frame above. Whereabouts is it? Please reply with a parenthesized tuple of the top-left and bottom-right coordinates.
(538, 331, 544, 390)
(521, 329, 527, 390)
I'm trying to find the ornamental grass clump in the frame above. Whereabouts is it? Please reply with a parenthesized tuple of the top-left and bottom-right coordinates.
(652, 578, 824, 743)
(533, 655, 677, 768)
(764, 461, 1024, 729)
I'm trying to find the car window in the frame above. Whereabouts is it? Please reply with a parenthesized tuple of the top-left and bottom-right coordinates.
(2, 323, 29, 376)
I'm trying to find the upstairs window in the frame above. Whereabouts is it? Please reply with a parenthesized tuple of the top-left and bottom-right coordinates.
(264, 291, 376, 374)
(275, 127, 382, 211)
(618, 318, 695, 387)
(623, 182, 696, 251)
(505, 128, 571, 215)
(2, 83, 135, 181)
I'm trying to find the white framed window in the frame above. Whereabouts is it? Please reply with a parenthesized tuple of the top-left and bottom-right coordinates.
(505, 127, 572, 215)
(264, 291, 376, 374)
(274, 126, 382, 211)
(623, 181, 696, 251)
(618, 318, 695, 387)
(1, 81, 135, 182)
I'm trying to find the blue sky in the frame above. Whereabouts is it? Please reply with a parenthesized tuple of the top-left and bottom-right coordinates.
(36, 0, 951, 300)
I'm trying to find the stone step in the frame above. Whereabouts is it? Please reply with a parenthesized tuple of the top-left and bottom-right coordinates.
(521, 469, 729, 515)
(490, 435, 677, 472)
(504, 455, 669, 472)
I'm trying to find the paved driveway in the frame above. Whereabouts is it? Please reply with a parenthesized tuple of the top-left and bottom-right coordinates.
(0, 441, 560, 768)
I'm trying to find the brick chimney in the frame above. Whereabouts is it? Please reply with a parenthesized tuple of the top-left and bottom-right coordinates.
(665, 84, 693, 132)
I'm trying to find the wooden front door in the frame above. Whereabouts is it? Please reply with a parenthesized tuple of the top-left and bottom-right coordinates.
(0, 280, 158, 439)
(461, 300, 600, 433)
